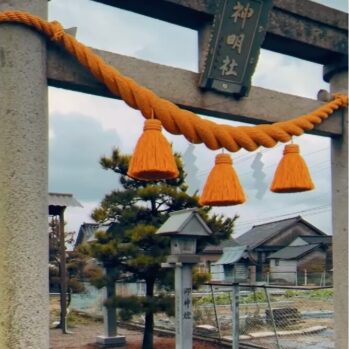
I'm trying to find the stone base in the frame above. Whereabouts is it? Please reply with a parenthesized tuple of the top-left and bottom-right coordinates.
(96, 335, 126, 348)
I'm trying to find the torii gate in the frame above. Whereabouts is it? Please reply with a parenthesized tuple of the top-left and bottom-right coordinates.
(0, 0, 347, 348)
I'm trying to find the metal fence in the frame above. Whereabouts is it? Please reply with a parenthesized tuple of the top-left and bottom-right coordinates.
(51, 282, 334, 348)
(262, 271, 333, 287)
(209, 267, 333, 287)
(192, 284, 334, 349)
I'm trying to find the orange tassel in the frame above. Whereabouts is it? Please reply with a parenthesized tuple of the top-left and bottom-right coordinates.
(271, 144, 314, 193)
(199, 153, 246, 206)
(127, 118, 179, 181)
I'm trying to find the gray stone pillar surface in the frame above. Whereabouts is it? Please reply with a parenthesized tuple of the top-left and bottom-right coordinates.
(103, 282, 117, 337)
(0, 1, 48, 348)
(175, 264, 193, 349)
(329, 69, 348, 349)
(96, 268, 126, 347)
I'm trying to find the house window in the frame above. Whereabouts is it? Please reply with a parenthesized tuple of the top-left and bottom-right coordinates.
(275, 259, 280, 266)
(224, 265, 234, 280)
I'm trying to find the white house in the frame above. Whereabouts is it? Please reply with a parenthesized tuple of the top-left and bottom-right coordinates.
(268, 235, 332, 285)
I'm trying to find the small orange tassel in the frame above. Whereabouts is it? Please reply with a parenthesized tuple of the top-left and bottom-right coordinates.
(199, 153, 246, 206)
(127, 118, 179, 181)
(271, 144, 315, 193)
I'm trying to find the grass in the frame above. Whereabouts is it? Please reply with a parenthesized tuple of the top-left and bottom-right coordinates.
(67, 311, 102, 327)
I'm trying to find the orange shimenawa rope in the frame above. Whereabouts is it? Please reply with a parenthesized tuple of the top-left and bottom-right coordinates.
(1, 11, 348, 152)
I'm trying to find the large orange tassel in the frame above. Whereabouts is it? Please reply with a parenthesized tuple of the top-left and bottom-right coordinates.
(271, 144, 314, 193)
(127, 118, 179, 181)
(199, 153, 246, 206)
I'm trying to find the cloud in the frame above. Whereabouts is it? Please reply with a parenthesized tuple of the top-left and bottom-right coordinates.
(313, 0, 348, 11)
(65, 201, 98, 234)
(253, 50, 329, 99)
(49, 87, 144, 153)
(49, 111, 122, 202)
(49, 0, 198, 71)
(133, 26, 198, 71)
(49, 0, 147, 55)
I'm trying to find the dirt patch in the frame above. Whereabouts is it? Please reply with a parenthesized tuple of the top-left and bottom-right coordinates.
(50, 322, 221, 349)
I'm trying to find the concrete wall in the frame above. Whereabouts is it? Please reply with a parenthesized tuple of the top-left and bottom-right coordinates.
(269, 259, 297, 283)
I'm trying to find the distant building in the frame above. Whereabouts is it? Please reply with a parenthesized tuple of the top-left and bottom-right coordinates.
(267, 234, 332, 284)
(210, 245, 252, 282)
(76, 216, 332, 286)
(199, 216, 332, 285)
(74, 222, 108, 248)
(199, 239, 241, 273)
(235, 216, 329, 282)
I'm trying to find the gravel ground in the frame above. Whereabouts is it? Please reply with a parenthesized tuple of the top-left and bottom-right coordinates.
(49, 322, 221, 349)
(50, 322, 144, 349)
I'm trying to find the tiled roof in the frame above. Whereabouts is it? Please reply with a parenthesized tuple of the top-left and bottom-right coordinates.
(49, 192, 82, 208)
(75, 223, 99, 247)
(236, 216, 301, 249)
(267, 244, 319, 260)
(75, 223, 109, 247)
(299, 235, 332, 245)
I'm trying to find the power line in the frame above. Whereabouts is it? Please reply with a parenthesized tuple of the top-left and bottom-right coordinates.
(196, 146, 330, 178)
(235, 205, 330, 229)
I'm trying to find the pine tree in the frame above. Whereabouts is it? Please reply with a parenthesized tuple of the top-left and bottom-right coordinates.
(84, 149, 237, 349)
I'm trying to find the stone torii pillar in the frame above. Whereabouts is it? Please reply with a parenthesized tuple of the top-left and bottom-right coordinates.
(325, 59, 348, 349)
(0, 0, 49, 348)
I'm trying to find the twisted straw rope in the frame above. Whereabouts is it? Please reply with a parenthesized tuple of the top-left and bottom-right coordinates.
(1, 11, 348, 152)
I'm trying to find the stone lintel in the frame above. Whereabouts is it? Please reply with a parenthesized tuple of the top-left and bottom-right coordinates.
(91, 0, 348, 64)
(47, 45, 343, 138)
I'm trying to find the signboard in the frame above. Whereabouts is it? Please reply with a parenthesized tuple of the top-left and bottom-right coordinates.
(200, 0, 273, 97)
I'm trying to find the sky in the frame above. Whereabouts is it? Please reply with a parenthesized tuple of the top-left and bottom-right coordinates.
(48, 0, 348, 238)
